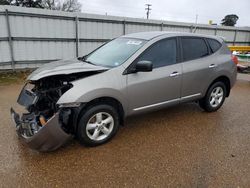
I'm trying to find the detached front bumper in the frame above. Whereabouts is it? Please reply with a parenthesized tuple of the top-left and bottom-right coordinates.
(10, 108, 72, 152)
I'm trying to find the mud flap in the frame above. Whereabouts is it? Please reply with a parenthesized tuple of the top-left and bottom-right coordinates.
(10, 108, 72, 152)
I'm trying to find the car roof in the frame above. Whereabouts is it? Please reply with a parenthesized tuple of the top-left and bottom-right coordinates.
(121, 31, 223, 42)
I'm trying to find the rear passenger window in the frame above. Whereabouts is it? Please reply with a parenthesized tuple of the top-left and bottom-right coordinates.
(137, 38, 177, 68)
(181, 38, 209, 61)
(207, 38, 222, 53)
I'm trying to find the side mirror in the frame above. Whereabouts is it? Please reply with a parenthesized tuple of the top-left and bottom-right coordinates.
(135, 61, 153, 72)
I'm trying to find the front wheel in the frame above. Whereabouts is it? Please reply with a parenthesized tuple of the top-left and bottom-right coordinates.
(199, 81, 227, 112)
(77, 104, 120, 147)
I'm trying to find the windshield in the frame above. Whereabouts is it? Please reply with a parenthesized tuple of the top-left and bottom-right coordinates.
(85, 38, 146, 67)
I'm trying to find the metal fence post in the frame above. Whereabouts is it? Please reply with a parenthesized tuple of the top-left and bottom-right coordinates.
(214, 27, 217, 36)
(5, 9, 15, 71)
(160, 23, 164, 31)
(233, 30, 237, 46)
(123, 20, 126, 35)
(75, 16, 79, 57)
(190, 25, 193, 33)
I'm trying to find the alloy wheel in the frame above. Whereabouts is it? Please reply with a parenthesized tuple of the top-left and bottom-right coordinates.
(86, 112, 114, 141)
(209, 86, 224, 108)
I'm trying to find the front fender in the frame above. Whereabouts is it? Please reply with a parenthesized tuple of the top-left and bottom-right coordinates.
(57, 67, 127, 112)
(58, 86, 126, 105)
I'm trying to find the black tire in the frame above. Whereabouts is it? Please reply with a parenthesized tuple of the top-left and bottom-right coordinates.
(199, 81, 227, 112)
(77, 104, 120, 147)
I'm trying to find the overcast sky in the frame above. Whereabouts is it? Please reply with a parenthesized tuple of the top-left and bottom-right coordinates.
(79, 0, 250, 26)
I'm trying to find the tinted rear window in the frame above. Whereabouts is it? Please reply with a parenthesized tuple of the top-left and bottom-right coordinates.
(207, 38, 222, 53)
(181, 38, 209, 61)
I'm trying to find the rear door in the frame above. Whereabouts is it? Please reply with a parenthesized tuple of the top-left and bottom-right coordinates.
(126, 37, 182, 113)
(180, 37, 215, 101)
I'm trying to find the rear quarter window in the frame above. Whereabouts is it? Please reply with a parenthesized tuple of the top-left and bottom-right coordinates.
(207, 38, 222, 53)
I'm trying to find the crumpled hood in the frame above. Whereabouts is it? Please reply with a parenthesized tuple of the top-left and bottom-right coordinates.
(27, 58, 109, 81)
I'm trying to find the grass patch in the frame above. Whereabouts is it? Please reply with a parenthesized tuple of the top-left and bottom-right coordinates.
(0, 70, 33, 85)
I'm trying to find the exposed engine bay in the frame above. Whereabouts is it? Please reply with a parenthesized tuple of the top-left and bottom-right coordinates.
(17, 76, 73, 137)
(11, 71, 104, 151)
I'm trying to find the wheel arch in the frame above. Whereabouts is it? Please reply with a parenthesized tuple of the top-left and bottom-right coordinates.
(75, 97, 125, 132)
(208, 76, 231, 97)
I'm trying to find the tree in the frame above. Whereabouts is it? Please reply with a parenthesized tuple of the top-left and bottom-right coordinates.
(0, 0, 44, 8)
(42, 0, 81, 12)
(221, 14, 239, 26)
(19, 0, 44, 8)
(60, 0, 81, 12)
(0, 0, 81, 12)
(0, 0, 11, 5)
(42, 0, 59, 10)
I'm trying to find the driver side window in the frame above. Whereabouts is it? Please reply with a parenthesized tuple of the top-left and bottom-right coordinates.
(136, 38, 177, 68)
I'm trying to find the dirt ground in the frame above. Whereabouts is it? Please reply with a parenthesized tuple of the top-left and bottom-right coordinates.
(0, 74, 250, 188)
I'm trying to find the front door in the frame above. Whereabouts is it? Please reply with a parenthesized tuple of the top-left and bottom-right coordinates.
(126, 38, 182, 114)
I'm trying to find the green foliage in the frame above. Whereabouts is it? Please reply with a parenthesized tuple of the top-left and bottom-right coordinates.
(0, 0, 44, 8)
(43, 0, 81, 12)
(221, 14, 239, 26)
(0, 0, 81, 12)
(0, 70, 32, 85)
(0, 0, 11, 5)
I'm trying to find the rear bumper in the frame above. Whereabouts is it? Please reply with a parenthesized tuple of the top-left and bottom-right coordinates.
(10, 108, 72, 152)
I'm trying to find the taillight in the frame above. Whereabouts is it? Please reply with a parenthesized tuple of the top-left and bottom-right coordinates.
(231, 54, 238, 65)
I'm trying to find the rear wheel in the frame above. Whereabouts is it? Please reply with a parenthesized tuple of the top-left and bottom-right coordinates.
(199, 81, 227, 112)
(77, 104, 119, 146)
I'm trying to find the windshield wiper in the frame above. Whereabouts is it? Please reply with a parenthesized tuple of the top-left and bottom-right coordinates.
(78, 56, 96, 66)
(78, 56, 111, 68)
(84, 60, 96, 65)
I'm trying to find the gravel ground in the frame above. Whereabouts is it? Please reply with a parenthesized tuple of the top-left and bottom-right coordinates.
(0, 74, 249, 188)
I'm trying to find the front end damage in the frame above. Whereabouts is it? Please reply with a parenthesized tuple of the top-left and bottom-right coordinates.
(11, 108, 72, 151)
(9, 58, 109, 152)
(9, 73, 97, 152)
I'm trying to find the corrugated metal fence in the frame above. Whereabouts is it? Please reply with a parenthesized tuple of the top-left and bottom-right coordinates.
(0, 5, 250, 70)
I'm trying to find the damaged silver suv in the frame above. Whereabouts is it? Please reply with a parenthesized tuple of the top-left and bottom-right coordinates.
(11, 32, 237, 151)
